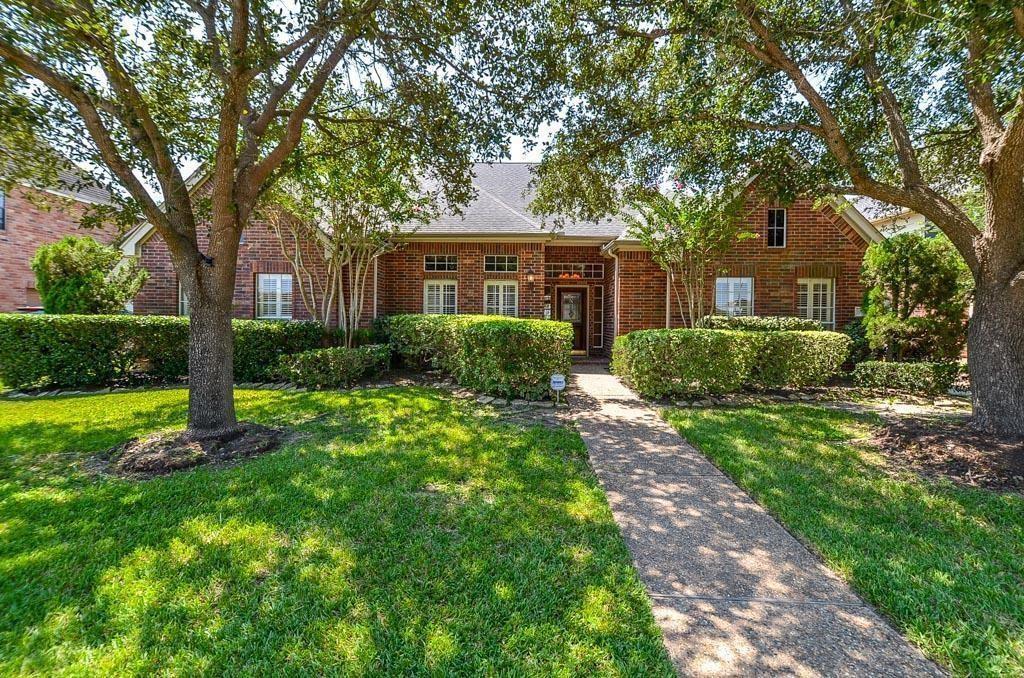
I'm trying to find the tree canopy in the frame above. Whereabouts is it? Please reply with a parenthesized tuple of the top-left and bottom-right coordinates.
(0, 0, 543, 435)
(514, 0, 1024, 437)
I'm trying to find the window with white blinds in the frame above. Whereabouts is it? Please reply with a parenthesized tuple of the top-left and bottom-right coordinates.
(256, 273, 293, 319)
(424, 280, 457, 314)
(715, 277, 753, 317)
(484, 281, 517, 316)
(797, 278, 835, 328)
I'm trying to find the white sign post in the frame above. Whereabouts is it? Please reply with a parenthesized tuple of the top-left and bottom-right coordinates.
(550, 373, 566, 406)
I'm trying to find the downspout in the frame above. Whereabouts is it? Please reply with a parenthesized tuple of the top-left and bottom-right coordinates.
(373, 258, 379, 319)
(608, 249, 620, 340)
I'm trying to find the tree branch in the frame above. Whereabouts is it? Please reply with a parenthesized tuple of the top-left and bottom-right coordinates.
(841, 0, 923, 186)
(248, 0, 382, 189)
(0, 39, 180, 234)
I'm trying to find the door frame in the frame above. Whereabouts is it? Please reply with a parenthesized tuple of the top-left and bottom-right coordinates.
(555, 286, 588, 355)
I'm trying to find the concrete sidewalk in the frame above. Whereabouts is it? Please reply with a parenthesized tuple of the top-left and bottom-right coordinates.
(571, 365, 943, 676)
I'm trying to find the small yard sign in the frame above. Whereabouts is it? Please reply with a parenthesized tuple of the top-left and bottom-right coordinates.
(550, 374, 566, 391)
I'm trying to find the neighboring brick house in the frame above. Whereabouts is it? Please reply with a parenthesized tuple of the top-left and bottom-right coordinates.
(0, 169, 115, 311)
(124, 163, 882, 356)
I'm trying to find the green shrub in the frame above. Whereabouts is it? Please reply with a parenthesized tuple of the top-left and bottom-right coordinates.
(852, 360, 959, 394)
(279, 344, 390, 388)
(232, 319, 326, 382)
(611, 328, 850, 398)
(31, 235, 148, 314)
(0, 314, 325, 389)
(0, 314, 130, 388)
(457, 318, 573, 399)
(861, 232, 971, 361)
(382, 314, 573, 399)
(754, 331, 851, 388)
(842, 317, 872, 363)
(611, 329, 762, 398)
(695, 315, 824, 331)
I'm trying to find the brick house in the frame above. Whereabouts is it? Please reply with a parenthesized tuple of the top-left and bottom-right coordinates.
(123, 163, 882, 356)
(0, 169, 115, 311)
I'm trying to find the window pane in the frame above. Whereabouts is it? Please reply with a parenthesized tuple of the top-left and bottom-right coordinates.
(715, 277, 753, 316)
(797, 278, 834, 328)
(257, 274, 292, 319)
(768, 208, 786, 247)
(425, 255, 457, 272)
(484, 255, 518, 273)
(502, 283, 517, 316)
(443, 283, 457, 314)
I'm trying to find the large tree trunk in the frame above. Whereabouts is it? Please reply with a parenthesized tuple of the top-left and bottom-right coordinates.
(187, 292, 238, 437)
(177, 213, 243, 438)
(967, 280, 1024, 439)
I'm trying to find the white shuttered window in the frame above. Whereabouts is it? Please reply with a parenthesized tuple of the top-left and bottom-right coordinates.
(484, 281, 518, 316)
(257, 274, 293, 319)
(424, 280, 457, 314)
(715, 277, 753, 317)
(797, 278, 835, 328)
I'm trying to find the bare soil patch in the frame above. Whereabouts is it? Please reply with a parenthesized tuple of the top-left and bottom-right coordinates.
(873, 417, 1024, 494)
(98, 423, 284, 480)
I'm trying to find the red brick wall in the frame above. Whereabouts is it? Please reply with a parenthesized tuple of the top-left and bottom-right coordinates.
(616, 249, 668, 336)
(134, 218, 334, 324)
(620, 194, 869, 334)
(0, 186, 115, 311)
(130, 192, 869, 349)
(378, 241, 545, 318)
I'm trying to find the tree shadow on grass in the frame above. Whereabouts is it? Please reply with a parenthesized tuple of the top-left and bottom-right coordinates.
(0, 387, 673, 675)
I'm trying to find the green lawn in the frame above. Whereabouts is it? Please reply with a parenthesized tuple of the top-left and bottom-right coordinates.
(0, 388, 672, 676)
(664, 404, 1024, 677)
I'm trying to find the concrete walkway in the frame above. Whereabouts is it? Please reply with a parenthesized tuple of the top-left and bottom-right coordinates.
(570, 365, 943, 677)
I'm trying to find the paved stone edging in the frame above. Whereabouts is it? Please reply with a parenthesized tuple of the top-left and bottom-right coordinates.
(570, 364, 944, 677)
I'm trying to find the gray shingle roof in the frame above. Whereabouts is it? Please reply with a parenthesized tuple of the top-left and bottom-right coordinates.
(2, 146, 114, 205)
(404, 162, 627, 239)
(43, 164, 114, 205)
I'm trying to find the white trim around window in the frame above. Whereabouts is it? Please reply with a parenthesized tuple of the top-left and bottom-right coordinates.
(424, 279, 457, 314)
(797, 278, 835, 328)
(484, 280, 518, 316)
(424, 254, 458, 272)
(715, 277, 754, 317)
(484, 254, 519, 273)
(256, 273, 293, 320)
(178, 282, 189, 317)
(767, 207, 787, 248)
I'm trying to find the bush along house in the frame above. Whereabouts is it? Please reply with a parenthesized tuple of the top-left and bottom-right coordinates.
(0, 164, 116, 312)
(122, 163, 883, 357)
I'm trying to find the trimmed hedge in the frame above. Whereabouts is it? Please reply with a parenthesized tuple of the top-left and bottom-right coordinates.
(0, 314, 326, 389)
(382, 314, 573, 399)
(754, 331, 851, 388)
(611, 330, 760, 398)
(611, 328, 851, 398)
(852, 360, 959, 394)
(279, 344, 390, 388)
(695, 315, 824, 331)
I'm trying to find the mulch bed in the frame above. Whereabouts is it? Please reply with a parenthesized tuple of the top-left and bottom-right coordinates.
(97, 422, 284, 480)
(872, 417, 1024, 494)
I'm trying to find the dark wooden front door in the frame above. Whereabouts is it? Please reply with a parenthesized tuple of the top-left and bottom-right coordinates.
(557, 288, 587, 352)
